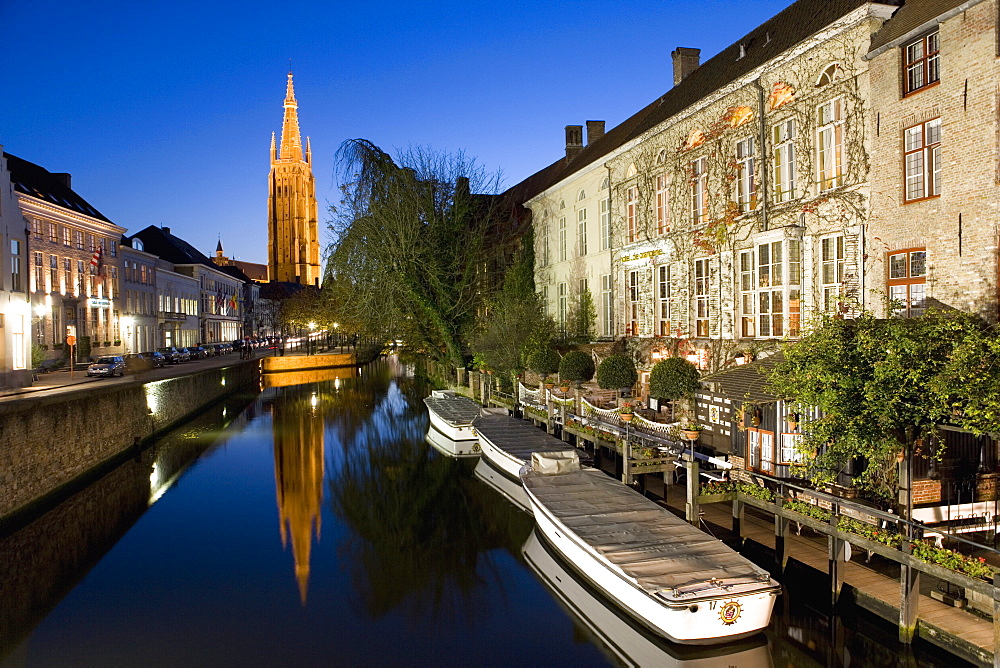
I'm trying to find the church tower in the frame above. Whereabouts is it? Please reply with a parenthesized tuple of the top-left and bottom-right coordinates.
(268, 72, 321, 286)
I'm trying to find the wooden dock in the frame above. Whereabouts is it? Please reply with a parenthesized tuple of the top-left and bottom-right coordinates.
(686, 492, 996, 666)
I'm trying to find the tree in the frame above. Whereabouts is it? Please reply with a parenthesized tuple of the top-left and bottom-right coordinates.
(596, 354, 638, 392)
(527, 348, 561, 382)
(768, 309, 1000, 502)
(564, 289, 596, 344)
(559, 350, 595, 386)
(470, 230, 555, 383)
(649, 357, 700, 420)
(328, 140, 509, 367)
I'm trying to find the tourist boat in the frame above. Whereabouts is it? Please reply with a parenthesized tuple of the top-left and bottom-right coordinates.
(474, 411, 586, 486)
(520, 451, 781, 645)
(425, 425, 481, 459)
(521, 529, 773, 666)
(423, 390, 480, 442)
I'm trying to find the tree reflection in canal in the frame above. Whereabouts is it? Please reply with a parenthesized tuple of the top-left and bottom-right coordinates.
(326, 362, 533, 625)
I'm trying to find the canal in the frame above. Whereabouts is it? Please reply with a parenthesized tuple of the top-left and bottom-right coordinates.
(0, 358, 971, 667)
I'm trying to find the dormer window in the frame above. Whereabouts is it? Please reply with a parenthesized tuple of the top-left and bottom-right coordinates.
(904, 31, 939, 95)
(133, 238, 144, 251)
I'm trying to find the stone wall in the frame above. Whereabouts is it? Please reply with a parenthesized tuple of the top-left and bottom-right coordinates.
(0, 360, 259, 520)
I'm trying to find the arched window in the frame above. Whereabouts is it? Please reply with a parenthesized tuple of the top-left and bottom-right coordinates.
(625, 164, 638, 178)
(559, 199, 566, 210)
(132, 238, 144, 251)
(817, 63, 843, 87)
(656, 148, 667, 163)
(600, 176, 610, 190)
(577, 189, 586, 201)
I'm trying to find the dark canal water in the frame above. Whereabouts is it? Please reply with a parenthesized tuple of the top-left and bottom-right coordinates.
(0, 358, 969, 667)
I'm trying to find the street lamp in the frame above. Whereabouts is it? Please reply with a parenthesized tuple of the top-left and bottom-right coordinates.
(309, 321, 317, 355)
(121, 316, 134, 354)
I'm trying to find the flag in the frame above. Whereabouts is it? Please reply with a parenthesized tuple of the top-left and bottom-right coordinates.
(90, 248, 104, 284)
(229, 292, 238, 311)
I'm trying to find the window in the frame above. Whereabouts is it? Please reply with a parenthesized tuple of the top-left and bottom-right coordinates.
(600, 197, 611, 250)
(888, 249, 927, 317)
(821, 235, 845, 311)
(539, 223, 550, 266)
(33, 251, 43, 292)
(817, 98, 844, 191)
(63, 257, 72, 295)
(47, 223, 57, 243)
(49, 254, 58, 292)
(780, 433, 804, 465)
(110, 267, 119, 295)
(627, 270, 639, 336)
(657, 265, 671, 335)
(11, 315, 25, 370)
(904, 118, 941, 202)
(558, 216, 567, 262)
(740, 250, 755, 337)
(735, 137, 756, 213)
(690, 157, 707, 225)
(754, 239, 801, 338)
(626, 186, 638, 243)
(904, 31, 939, 95)
(74, 230, 84, 249)
(772, 119, 797, 202)
(62, 227, 72, 246)
(31, 219, 41, 238)
(601, 274, 613, 337)
(132, 238, 144, 252)
(88, 234, 97, 252)
(540, 285, 549, 316)
(694, 258, 710, 337)
(110, 241, 118, 257)
(10, 240, 22, 292)
(558, 282, 568, 333)
(577, 207, 588, 256)
(655, 173, 669, 234)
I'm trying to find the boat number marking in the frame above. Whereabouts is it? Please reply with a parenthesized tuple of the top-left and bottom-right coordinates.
(719, 600, 742, 625)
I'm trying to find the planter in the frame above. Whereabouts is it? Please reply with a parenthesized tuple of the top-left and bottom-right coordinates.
(682, 429, 702, 441)
(620, 413, 633, 423)
(698, 492, 736, 504)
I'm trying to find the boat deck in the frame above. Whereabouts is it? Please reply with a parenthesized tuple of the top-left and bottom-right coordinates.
(423, 392, 480, 426)
(522, 467, 776, 599)
(473, 413, 575, 464)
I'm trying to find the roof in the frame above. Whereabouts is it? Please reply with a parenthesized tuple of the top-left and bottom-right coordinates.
(259, 280, 309, 300)
(503, 0, 898, 205)
(213, 262, 253, 283)
(128, 226, 219, 271)
(698, 353, 785, 403)
(869, 0, 967, 52)
(4, 152, 111, 222)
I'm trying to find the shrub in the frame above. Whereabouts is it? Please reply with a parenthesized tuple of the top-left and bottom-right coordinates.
(649, 357, 700, 402)
(559, 350, 595, 384)
(527, 348, 561, 378)
(596, 354, 638, 391)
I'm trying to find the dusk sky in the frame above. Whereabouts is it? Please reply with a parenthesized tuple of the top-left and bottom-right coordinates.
(1, 0, 794, 265)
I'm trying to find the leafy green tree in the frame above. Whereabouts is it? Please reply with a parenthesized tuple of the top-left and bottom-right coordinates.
(527, 348, 561, 381)
(768, 309, 1000, 502)
(565, 289, 596, 344)
(328, 140, 510, 367)
(649, 357, 700, 401)
(558, 350, 595, 386)
(596, 354, 638, 392)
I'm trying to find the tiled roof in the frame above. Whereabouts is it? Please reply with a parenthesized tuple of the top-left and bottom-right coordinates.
(128, 225, 216, 269)
(698, 352, 785, 403)
(869, 0, 965, 52)
(4, 152, 111, 222)
(503, 0, 899, 205)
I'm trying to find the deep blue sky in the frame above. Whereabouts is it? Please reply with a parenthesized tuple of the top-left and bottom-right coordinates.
(1, 0, 794, 265)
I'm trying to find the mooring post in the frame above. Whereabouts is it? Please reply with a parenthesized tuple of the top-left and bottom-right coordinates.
(684, 451, 699, 525)
(899, 540, 920, 643)
(828, 502, 844, 607)
(546, 390, 555, 435)
(732, 497, 743, 537)
(993, 572, 1000, 668)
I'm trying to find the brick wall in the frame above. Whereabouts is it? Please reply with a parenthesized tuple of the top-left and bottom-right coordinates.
(0, 360, 259, 519)
(912, 478, 942, 505)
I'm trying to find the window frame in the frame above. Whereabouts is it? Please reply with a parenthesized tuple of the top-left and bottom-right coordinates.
(735, 137, 756, 213)
(577, 206, 588, 256)
(626, 186, 638, 244)
(903, 118, 941, 203)
(887, 248, 927, 317)
(599, 197, 611, 250)
(903, 30, 940, 96)
(690, 157, 707, 225)
(601, 273, 613, 337)
(816, 97, 845, 192)
(694, 258, 710, 337)
(772, 119, 797, 203)
(657, 264, 671, 335)
(655, 173, 669, 234)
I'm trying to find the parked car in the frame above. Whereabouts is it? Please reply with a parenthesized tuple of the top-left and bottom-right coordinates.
(141, 351, 167, 368)
(200, 345, 215, 357)
(87, 356, 125, 378)
(176, 347, 192, 362)
(186, 346, 208, 360)
(157, 346, 183, 364)
(218, 343, 233, 355)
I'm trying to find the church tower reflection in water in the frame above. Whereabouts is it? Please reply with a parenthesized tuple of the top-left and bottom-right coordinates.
(271, 385, 325, 604)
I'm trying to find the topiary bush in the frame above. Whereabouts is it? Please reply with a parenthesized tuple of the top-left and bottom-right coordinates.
(527, 348, 561, 379)
(559, 350, 595, 385)
(596, 354, 637, 391)
(648, 357, 700, 402)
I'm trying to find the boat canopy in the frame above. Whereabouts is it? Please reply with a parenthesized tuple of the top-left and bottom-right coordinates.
(474, 413, 579, 461)
(423, 393, 480, 426)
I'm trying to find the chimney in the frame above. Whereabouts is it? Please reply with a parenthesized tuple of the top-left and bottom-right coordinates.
(565, 125, 584, 159)
(162, 226, 171, 235)
(586, 120, 605, 146)
(671, 47, 701, 86)
(52, 173, 71, 189)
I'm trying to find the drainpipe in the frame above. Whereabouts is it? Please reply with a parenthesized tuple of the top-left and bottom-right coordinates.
(754, 78, 770, 233)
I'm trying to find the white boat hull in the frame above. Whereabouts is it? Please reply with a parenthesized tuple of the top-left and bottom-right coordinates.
(474, 457, 530, 512)
(478, 432, 526, 481)
(426, 406, 478, 442)
(524, 483, 778, 645)
(426, 426, 481, 458)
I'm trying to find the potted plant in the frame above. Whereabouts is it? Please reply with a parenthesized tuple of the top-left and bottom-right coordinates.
(785, 412, 799, 430)
(619, 403, 635, 422)
(681, 423, 703, 441)
(559, 350, 596, 390)
(596, 354, 638, 404)
(528, 348, 561, 389)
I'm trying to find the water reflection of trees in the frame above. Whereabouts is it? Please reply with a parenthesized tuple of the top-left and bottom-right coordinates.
(328, 369, 533, 625)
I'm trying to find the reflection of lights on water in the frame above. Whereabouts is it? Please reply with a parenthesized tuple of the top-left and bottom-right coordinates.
(221, 375, 226, 387)
(310, 393, 318, 408)
(144, 383, 161, 414)
(334, 378, 340, 390)
(222, 407, 227, 418)
(149, 461, 170, 505)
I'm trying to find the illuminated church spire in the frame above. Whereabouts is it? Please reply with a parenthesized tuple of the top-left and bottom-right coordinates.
(267, 71, 321, 286)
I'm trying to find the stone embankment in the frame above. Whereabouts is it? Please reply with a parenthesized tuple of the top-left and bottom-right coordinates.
(0, 359, 259, 523)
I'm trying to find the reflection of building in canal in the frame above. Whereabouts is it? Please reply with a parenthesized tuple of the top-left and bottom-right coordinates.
(271, 385, 325, 603)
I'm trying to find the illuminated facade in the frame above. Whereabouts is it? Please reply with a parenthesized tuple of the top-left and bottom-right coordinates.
(0, 149, 32, 388)
(268, 73, 321, 287)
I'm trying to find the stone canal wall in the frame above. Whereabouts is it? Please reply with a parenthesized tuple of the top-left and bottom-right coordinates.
(0, 360, 259, 521)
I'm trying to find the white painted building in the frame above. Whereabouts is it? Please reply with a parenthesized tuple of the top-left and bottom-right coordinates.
(0, 149, 32, 387)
